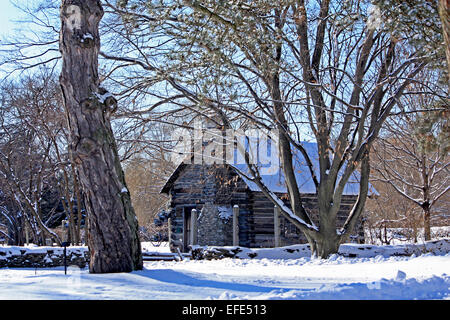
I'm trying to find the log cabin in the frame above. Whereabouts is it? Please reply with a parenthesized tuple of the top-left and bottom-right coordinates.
(160, 141, 374, 253)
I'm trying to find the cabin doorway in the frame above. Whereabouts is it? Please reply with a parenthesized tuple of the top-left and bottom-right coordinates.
(183, 206, 196, 252)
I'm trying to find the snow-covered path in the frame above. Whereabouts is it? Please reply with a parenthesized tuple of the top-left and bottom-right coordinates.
(0, 253, 448, 300)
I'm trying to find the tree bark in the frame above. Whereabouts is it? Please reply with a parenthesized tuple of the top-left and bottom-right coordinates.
(59, 0, 142, 273)
(438, 0, 450, 87)
(423, 205, 431, 241)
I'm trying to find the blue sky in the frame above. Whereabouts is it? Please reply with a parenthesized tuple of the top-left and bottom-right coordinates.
(0, 1, 23, 37)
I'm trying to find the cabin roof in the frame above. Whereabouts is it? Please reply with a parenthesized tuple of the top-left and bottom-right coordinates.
(160, 141, 378, 196)
(160, 162, 188, 194)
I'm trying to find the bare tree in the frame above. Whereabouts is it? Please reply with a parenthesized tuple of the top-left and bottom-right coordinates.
(2, 0, 447, 259)
(74, 0, 443, 257)
(122, 0, 432, 257)
(371, 79, 449, 241)
(0, 73, 65, 245)
(0, 1, 60, 77)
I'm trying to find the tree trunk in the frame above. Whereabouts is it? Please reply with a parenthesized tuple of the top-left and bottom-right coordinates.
(72, 162, 83, 245)
(423, 205, 431, 241)
(314, 237, 340, 259)
(59, 0, 142, 273)
(438, 0, 450, 87)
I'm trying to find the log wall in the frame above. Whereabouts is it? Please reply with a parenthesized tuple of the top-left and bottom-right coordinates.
(250, 192, 364, 247)
(165, 163, 365, 252)
(168, 164, 252, 252)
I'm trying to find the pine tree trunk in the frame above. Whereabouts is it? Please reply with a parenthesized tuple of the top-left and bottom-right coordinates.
(59, 0, 142, 273)
(438, 0, 450, 86)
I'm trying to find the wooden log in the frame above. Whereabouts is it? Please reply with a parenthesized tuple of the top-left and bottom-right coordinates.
(233, 205, 239, 246)
(190, 209, 198, 245)
(274, 205, 280, 247)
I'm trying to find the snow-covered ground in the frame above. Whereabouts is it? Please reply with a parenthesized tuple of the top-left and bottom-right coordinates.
(0, 241, 449, 300)
(141, 241, 171, 253)
(365, 226, 450, 245)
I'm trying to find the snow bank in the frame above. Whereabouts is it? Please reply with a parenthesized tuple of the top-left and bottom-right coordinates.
(339, 238, 450, 257)
(0, 245, 88, 268)
(1, 250, 448, 299)
(0, 242, 171, 257)
(365, 226, 450, 245)
(217, 274, 450, 300)
(0, 242, 175, 268)
(140, 242, 171, 253)
(191, 238, 450, 260)
(0, 245, 88, 258)
(2, 238, 448, 266)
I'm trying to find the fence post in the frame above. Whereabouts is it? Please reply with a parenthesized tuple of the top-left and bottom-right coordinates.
(190, 209, 198, 246)
(233, 205, 239, 246)
(274, 205, 280, 247)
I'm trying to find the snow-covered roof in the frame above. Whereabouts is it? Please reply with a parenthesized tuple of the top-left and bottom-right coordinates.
(161, 141, 377, 196)
(232, 141, 377, 196)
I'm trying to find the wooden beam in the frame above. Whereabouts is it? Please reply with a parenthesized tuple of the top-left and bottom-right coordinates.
(190, 209, 198, 246)
(233, 205, 240, 246)
(274, 205, 281, 247)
